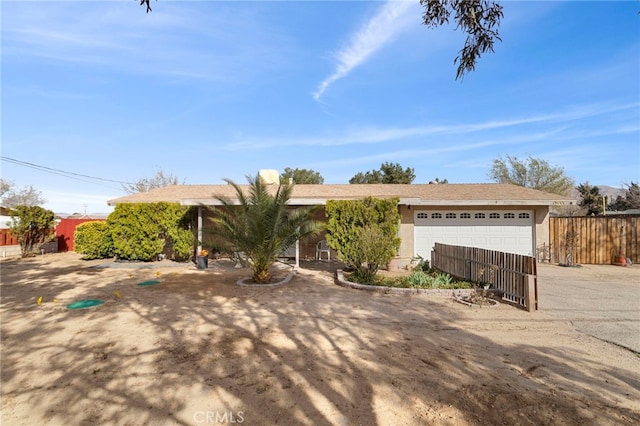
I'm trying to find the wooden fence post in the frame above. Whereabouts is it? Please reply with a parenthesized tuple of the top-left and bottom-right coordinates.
(524, 274, 537, 312)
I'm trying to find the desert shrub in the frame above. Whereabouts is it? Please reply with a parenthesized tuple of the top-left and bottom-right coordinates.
(108, 203, 194, 261)
(74, 221, 114, 259)
(408, 271, 432, 287)
(347, 270, 472, 290)
(432, 272, 453, 288)
(326, 197, 400, 282)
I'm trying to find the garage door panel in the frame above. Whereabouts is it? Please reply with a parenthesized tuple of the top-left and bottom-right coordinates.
(414, 210, 534, 256)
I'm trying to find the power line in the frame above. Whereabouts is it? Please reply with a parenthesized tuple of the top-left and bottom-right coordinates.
(1, 156, 135, 187)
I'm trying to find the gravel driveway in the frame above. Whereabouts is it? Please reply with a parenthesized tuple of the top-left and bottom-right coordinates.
(537, 262, 640, 353)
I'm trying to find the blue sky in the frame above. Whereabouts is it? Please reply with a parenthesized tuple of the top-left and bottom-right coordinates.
(2, 0, 639, 214)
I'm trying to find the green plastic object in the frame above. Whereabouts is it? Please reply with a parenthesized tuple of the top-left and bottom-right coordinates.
(66, 299, 105, 310)
(137, 280, 161, 287)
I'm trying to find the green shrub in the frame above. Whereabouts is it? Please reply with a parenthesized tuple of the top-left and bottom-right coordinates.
(432, 272, 453, 288)
(347, 270, 472, 290)
(408, 271, 432, 287)
(326, 197, 400, 281)
(107, 203, 194, 261)
(74, 221, 114, 259)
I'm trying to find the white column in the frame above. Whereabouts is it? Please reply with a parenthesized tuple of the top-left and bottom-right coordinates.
(295, 239, 300, 269)
(197, 206, 203, 254)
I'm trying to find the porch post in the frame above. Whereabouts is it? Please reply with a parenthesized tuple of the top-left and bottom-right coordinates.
(197, 206, 203, 254)
(295, 239, 300, 269)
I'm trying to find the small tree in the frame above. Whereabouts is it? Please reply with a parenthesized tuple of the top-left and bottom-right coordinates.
(280, 168, 324, 184)
(349, 162, 415, 184)
(576, 182, 603, 216)
(209, 175, 322, 283)
(9, 206, 56, 257)
(325, 197, 401, 282)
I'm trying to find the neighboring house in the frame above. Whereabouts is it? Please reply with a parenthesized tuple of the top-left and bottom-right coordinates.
(108, 181, 573, 267)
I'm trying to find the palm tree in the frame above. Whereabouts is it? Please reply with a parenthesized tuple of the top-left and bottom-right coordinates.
(209, 175, 322, 283)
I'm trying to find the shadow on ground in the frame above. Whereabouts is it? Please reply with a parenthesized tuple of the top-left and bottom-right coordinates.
(1, 254, 639, 425)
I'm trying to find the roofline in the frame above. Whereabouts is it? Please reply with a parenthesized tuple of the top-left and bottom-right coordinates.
(176, 197, 574, 207)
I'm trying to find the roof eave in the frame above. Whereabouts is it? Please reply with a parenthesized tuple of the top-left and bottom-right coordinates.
(404, 199, 574, 207)
(178, 198, 573, 207)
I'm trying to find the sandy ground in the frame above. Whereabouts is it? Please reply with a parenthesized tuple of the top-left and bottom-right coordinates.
(1, 252, 639, 426)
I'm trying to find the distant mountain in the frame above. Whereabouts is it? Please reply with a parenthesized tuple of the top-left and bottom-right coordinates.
(569, 184, 625, 201)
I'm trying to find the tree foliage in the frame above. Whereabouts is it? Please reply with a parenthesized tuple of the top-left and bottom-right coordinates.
(488, 155, 574, 195)
(122, 170, 184, 194)
(0, 179, 11, 197)
(429, 177, 449, 184)
(209, 175, 322, 283)
(107, 202, 193, 261)
(421, 0, 504, 79)
(325, 197, 401, 282)
(609, 182, 640, 211)
(0, 179, 46, 208)
(139, 0, 154, 13)
(349, 162, 416, 184)
(74, 221, 114, 260)
(9, 206, 56, 257)
(280, 167, 324, 184)
(576, 182, 603, 216)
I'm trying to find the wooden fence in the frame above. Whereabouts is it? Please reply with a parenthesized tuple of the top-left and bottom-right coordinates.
(0, 229, 18, 246)
(549, 216, 639, 265)
(431, 243, 537, 311)
(56, 218, 106, 252)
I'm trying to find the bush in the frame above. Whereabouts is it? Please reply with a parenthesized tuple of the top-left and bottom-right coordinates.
(408, 271, 432, 287)
(74, 221, 114, 259)
(326, 197, 400, 280)
(107, 203, 194, 261)
(347, 270, 473, 290)
(432, 272, 453, 288)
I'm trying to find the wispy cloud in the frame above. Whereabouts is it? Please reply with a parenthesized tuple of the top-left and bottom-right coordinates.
(311, 129, 565, 170)
(312, 0, 415, 101)
(223, 102, 640, 150)
(2, 2, 293, 81)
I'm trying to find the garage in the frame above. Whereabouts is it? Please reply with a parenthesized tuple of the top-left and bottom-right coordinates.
(414, 210, 534, 257)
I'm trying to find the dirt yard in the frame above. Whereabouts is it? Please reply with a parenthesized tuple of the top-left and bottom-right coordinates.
(1, 253, 639, 425)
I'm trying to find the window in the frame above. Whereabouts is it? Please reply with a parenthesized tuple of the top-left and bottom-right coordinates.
(460, 213, 471, 219)
(432, 213, 442, 219)
(417, 212, 428, 219)
(446, 213, 456, 219)
(519, 212, 530, 219)
(489, 213, 500, 219)
(504, 213, 515, 219)
(475, 213, 485, 219)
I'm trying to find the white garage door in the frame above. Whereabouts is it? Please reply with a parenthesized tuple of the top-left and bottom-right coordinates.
(414, 210, 534, 257)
